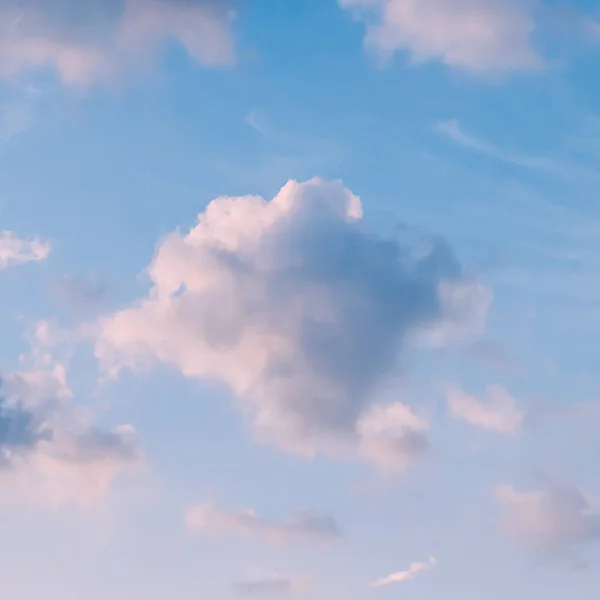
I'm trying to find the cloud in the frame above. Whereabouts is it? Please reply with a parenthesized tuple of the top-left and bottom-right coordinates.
(370, 556, 436, 587)
(186, 501, 341, 545)
(0, 395, 52, 464)
(434, 119, 600, 184)
(434, 119, 557, 170)
(445, 384, 523, 434)
(245, 110, 273, 140)
(0, 363, 142, 509)
(495, 483, 600, 554)
(339, 0, 541, 74)
(357, 402, 429, 472)
(0, 230, 50, 268)
(95, 178, 488, 466)
(0, 0, 236, 85)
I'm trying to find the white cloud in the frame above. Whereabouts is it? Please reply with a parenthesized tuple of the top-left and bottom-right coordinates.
(339, 0, 541, 73)
(370, 556, 436, 587)
(0, 231, 50, 269)
(0, 363, 142, 509)
(495, 483, 600, 553)
(0, 0, 236, 85)
(445, 384, 523, 434)
(186, 501, 341, 545)
(95, 178, 488, 467)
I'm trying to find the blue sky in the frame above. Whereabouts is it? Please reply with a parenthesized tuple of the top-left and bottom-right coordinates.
(1, 0, 600, 598)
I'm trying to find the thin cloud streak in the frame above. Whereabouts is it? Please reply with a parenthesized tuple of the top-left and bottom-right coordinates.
(186, 501, 342, 545)
(370, 556, 437, 587)
(434, 119, 600, 183)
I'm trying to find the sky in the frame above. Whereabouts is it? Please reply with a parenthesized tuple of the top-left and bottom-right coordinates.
(1, 0, 600, 598)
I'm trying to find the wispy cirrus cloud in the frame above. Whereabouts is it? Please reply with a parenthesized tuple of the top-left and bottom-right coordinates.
(434, 118, 600, 183)
(370, 556, 437, 587)
(434, 119, 561, 171)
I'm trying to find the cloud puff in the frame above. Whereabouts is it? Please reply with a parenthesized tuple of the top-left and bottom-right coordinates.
(445, 384, 523, 434)
(186, 501, 341, 545)
(340, 0, 541, 74)
(0, 0, 236, 85)
(495, 483, 600, 554)
(357, 402, 429, 472)
(95, 178, 489, 467)
(0, 364, 141, 509)
(371, 556, 436, 587)
(0, 230, 50, 268)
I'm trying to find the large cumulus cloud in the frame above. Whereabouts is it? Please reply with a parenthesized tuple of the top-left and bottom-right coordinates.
(0, 0, 236, 84)
(96, 178, 490, 469)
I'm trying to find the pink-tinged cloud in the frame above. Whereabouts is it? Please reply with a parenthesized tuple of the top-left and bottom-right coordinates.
(95, 178, 488, 468)
(357, 402, 429, 472)
(340, 0, 542, 74)
(445, 384, 523, 434)
(495, 482, 600, 553)
(186, 501, 341, 545)
(0, 0, 236, 85)
(0, 230, 50, 269)
(0, 363, 143, 509)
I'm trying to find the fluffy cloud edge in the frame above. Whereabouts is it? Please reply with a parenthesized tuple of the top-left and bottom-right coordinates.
(0, 230, 50, 269)
(94, 177, 489, 472)
(0, 0, 237, 86)
(0, 362, 144, 510)
(445, 383, 523, 434)
(495, 481, 600, 554)
(339, 0, 542, 74)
